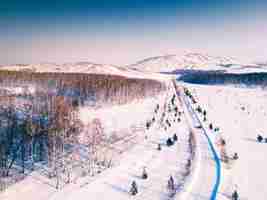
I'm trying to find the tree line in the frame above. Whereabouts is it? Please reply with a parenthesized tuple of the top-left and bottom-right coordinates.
(178, 71, 267, 87)
(0, 70, 166, 106)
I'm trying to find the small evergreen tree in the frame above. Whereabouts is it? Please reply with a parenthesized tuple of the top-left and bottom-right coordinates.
(220, 138, 226, 146)
(146, 121, 150, 130)
(142, 167, 148, 179)
(129, 181, 138, 195)
(196, 106, 202, 113)
(166, 138, 173, 146)
(171, 97, 175, 106)
(209, 123, 213, 130)
(167, 176, 175, 191)
(257, 135, 263, 142)
(232, 190, 239, 200)
(166, 119, 171, 127)
(186, 159, 191, 168)
(233, 152, 239, 160)
(173, 134, 178, 142)
(214, 127, 220, 132)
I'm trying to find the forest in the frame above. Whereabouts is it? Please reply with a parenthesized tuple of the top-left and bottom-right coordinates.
(178, 71, 267, 87)
(0, 70, 166, 191)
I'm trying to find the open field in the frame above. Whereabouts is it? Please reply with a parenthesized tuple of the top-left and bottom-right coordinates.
(185, 83, 267, 199)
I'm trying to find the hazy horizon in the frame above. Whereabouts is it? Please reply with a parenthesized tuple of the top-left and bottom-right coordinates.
(1, 0, 267, 65)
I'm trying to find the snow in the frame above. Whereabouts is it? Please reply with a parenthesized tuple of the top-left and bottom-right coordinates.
(184, 83, 267, 200)
(79, 95, 164, 136)
(1, 80, 194, 200)
(128, 52, 239, 72)
(2, 52, 267, 200)
(127, 52, 267, 74)
(0, 62, 167, 81)
(175, 86, 221, 200)
(50, 118, 190, 200)
(47, 82, 195, 200)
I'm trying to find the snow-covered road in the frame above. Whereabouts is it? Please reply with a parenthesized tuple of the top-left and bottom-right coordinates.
(175, 83, 222, 200)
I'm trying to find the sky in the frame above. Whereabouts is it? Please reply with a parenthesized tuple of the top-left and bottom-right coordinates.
(1, 0, 267, 65)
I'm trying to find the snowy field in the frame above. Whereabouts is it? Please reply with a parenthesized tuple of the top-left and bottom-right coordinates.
(1, 80, 194, 200)
(185, 83, 267, 200)
(50, 115, 190, 200)
(49, 81, 194, 200)
(79, 93, 166, 137)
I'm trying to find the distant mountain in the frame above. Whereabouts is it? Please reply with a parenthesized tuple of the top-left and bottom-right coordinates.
(0, 62, 166, 80)
(128, 53, 239, 72)
(254, 61, 267, 67)
(1, 52, 266, 77)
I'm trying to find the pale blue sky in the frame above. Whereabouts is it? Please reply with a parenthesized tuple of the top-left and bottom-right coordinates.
(1, 0, 267, 65)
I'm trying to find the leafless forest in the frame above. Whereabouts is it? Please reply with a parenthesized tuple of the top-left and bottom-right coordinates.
(0, 70, 166, 191)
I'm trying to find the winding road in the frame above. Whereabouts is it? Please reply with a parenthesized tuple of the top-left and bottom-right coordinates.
(174, 82, 221, 200)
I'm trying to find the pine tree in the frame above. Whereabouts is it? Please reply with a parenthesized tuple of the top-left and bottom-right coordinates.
(130, 181, 138, 195)
(257, 135, 263, 142)
(209, 123, 213, 130)
(232, 190, 239, 200)
(157, 143, 162, 151)
(173, 134, 178, 142)
(167, 175, 175, 191)
(233, 153, 239, 160)
(142, 167, 148, 179)
(166, 138, 173, 146)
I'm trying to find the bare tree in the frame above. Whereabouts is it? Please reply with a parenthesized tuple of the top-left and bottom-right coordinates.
(84, 118, 105, 176)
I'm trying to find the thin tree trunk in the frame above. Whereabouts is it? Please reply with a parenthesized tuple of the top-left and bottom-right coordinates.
(30, 137, 34, 170)
(21, 139, 25, 174)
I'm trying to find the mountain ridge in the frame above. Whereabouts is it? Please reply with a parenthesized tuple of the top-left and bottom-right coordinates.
(1, 52, 266, 75)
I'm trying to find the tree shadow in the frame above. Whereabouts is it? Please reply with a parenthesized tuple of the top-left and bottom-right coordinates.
(127, 172, 142, 180)
(242, 137, 258, 143)
(104, 182, 129, 194)
(218, 191, 232, 199)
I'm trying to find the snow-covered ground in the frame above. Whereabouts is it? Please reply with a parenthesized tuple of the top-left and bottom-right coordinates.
(50, 115, 190, 200)
(185, 83, 267, 200)
(177, 89, 219, 200)
(3, 51, 267, 200)
(79, 94, 165, 137)
(48, 82, 194, 200)
(1, 79, 194, 200)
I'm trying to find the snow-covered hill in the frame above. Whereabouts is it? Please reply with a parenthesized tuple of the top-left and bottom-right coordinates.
(1, 52, 266, 75)
(0, 62, 167, 80)
(0, 62, 127, 75)
(128, 53, 239, 72)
